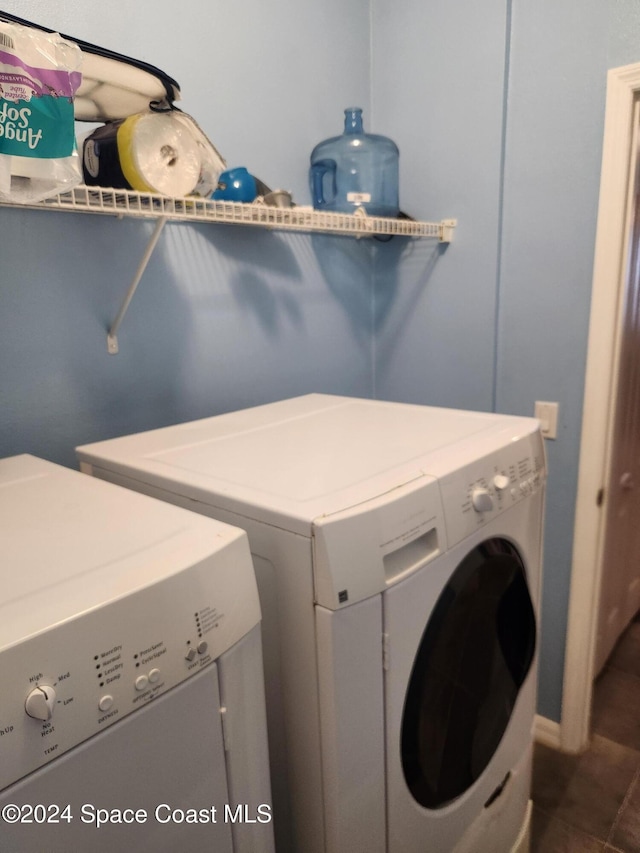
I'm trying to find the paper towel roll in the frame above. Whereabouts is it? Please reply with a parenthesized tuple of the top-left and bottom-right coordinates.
(118, 112, 202, 196)
(83, 111, 205, 196)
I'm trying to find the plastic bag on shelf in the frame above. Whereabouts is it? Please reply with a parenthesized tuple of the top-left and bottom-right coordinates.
(0, 19, 83, 203)
(0, 9, 181, 122)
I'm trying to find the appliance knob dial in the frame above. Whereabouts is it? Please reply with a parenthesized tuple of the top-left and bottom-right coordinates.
(25, 685, 56, 721)
(472, 488, 494, 513)
(493, 474, 510, 491)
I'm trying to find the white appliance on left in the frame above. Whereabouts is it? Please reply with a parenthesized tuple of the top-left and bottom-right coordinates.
(0, 454, 274, 853)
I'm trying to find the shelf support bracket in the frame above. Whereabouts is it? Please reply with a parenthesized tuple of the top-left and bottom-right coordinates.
(107, 216, 168, 354)
(439, 219, 457, 243)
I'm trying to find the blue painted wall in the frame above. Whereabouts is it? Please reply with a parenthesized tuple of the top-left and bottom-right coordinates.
(372, 1, 640, 721)
(5, 0, 640, 723)
(497, 1, 609, 723)
(370, 2, 508, 411)
(0, 0, 375, 469)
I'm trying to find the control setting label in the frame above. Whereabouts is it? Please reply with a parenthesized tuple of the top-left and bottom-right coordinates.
(195, 606, 223, 636)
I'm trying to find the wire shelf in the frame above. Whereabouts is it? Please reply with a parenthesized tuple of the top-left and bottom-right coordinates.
(10, 185, 455, 241)
(2, 184, 456, 353)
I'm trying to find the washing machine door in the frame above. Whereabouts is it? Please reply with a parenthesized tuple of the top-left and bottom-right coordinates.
(400, 537, 536, 810)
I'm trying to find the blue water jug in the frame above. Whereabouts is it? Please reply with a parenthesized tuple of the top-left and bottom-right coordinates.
(309, 107, 399, 217)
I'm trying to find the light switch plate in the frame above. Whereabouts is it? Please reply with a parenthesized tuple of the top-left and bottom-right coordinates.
(534, 401, 559, 439)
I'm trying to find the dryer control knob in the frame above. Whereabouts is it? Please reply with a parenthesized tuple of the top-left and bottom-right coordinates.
(472, 488, 494, 513)
(493, 474, 510, 491)
(25, 685, 56, 721)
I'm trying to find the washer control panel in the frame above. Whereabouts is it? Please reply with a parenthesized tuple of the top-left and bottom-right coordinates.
(439, 429, 546, 548)
(0, 534, 259, 792)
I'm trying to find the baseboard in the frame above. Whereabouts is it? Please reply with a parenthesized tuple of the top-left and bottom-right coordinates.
(534, 714, 562, 749)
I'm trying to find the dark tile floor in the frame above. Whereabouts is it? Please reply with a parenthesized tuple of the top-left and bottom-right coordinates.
(531, 617, 640, 852)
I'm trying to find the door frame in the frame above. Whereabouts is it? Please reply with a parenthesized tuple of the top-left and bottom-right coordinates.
(561, 62, 640, 753)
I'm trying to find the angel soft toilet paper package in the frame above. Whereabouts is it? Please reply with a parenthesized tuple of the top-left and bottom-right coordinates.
(0, 20, 82, 202)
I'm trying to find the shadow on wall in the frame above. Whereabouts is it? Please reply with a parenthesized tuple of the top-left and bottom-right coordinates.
(190, 223, 379, 343)
(200, 221, 304, 279)
(311, 232, 375, 342)
(156, 221, 378, 406)
(311, 231, 449, 348)
(231, 269, 303, 335)
(195, 223, 305, 336)
(373, 236, 448, 330)
(371, 237, 449, 398)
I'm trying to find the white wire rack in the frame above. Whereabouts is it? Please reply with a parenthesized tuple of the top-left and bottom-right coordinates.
(20, 184, 456, 241)
(2, 185, 456, 353)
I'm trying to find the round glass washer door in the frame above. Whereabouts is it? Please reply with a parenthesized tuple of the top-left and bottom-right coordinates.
(400, 537, 536, 809)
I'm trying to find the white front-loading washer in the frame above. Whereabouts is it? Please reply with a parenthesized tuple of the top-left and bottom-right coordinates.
(77, 394, 545, 853)
(0, 455, 274, 853)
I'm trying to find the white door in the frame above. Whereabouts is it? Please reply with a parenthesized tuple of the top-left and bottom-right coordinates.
(562, 65, 640, 752)
(594, 128, 640, 675)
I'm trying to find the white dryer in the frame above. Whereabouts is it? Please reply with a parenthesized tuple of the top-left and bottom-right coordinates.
(77, 394, 545, 853)
(0, 455, 274, 853)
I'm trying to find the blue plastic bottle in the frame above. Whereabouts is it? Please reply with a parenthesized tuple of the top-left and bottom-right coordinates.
(309, 107, 399, 217)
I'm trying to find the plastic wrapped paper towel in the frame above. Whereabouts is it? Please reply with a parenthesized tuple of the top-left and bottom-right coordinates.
(0, 20, 83, 203)
(82, 110, 225, 197)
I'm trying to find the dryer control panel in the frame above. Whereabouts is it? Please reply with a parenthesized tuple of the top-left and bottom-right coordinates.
(438, 429, 546, 549)
(0, 534, 259, 792)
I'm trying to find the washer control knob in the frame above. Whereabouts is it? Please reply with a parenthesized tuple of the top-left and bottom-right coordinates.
(134, 675, 149, 692)
(472, 488, 494, 513)
(98, 695, 114, 712)
(493, 474, 510, 491)
(25, 685, 56, 721)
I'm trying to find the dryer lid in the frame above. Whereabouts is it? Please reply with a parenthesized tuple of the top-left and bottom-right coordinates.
(76, 395, 539, 536)
(0, 455, 253, 650)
